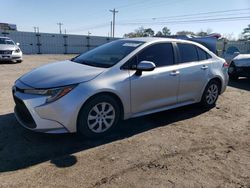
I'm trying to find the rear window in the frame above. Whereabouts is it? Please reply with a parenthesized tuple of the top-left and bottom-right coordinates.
(197, 47, 212, 60)
(177, 43, 199, 63)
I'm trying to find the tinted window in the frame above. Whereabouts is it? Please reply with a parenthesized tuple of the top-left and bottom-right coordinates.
(197, 47, 207, 60)
(197, 47, 212, 60)
(178, 43, 199, 63)
(137, 43, 174, 67)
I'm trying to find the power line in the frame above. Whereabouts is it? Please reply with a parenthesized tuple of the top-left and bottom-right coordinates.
(119, 8, 250, 23)
(117, 16, 250, 26)
(67, 7, 250, 35)
(118, 12, 250, 25)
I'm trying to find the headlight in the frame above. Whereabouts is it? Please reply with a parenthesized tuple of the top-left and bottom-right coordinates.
(23, 85, 77, 103)
(15, 48, 21, 53)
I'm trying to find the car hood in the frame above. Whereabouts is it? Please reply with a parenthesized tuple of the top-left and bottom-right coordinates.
(0, 44, 18, 51)
(233, 54, 250, 67)
(19, 60, 105, 88)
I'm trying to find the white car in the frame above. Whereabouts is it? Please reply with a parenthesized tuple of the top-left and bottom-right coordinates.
(0, 37, 22, 63)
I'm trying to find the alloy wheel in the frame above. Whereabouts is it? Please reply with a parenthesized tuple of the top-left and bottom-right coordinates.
(206, 84, 219, 105)
(87, 102, 115, 133)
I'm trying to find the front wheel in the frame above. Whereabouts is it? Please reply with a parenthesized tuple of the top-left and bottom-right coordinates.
(200, 80, 220, 108)
(77, 95, 121, 138)
(228, 63, 238, 81)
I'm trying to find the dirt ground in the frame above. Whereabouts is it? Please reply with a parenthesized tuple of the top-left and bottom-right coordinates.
(0, 55, 249, 188)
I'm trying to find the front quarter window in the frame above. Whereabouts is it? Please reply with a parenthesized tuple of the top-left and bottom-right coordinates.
(72, 40, 144, 68)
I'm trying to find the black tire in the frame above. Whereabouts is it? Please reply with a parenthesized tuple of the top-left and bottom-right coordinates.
(16, 60, 22, 63)
(200, 80, 220, 108)
(228, 63, 238, 81)
(77, 95, 121, 138)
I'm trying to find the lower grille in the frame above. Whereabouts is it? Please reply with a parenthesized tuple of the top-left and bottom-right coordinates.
(13, 95, 37, 129)
(0, 50, 12, 55)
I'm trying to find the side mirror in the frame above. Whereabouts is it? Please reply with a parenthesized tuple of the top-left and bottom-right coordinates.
(16, 42, 20, 46)
(135, 61, 156, 76)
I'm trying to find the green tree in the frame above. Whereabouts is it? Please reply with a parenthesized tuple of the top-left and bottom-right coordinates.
(176, 31, 195, 36)
(196, 29, 213, 36)
(242, 24, 250, 40)
(162, 27, 171, 36)
(155, 31, 163, 37)
(144, 28, 155, 37)
(123, 27, 155, 38)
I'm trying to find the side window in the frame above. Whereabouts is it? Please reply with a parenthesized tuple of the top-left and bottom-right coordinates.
(137, 43, 174, 67)
(197, 47, 212, 61)
(177, 43, 199, 63)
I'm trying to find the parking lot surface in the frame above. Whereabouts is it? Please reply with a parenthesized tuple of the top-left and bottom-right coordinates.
(0, 55, 249, 187)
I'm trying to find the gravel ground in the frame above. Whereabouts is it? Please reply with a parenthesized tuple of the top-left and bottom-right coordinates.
(0, 55, 249, 188)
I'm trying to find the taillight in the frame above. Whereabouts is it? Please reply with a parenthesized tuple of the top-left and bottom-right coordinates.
(223, 62, 229, 68)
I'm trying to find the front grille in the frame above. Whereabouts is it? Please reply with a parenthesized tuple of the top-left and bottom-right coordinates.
(0, 50, 12, 55)
(13, 95, 37, 129)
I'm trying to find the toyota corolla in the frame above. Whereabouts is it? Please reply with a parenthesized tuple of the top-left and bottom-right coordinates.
(12, 38, 228, 138)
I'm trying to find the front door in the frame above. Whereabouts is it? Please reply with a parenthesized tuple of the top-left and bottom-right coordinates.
(129, 43, 179, 114)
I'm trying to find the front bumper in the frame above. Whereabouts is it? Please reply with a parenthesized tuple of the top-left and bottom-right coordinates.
(0, 53, 22, 62)
(13, 87, 69, 134)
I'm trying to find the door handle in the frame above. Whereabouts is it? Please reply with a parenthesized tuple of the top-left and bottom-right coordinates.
(201, 65, 208, 70)
(170, 70, 180, 76)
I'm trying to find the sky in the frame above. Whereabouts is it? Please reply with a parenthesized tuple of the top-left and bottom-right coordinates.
(0, 0, 249, 38)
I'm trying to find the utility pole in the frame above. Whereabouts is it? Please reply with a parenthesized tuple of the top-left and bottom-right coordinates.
(64, 29, 67, 35)
(33, 26, 39, 33)
(110, 21, 113, 38)
(109, 9, 118, 38)
(57, 22, 63, 34)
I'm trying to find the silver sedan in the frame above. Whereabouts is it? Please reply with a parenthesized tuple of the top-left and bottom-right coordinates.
(12, 38, 228, 138)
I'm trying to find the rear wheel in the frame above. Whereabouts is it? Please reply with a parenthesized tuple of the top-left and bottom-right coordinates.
(200, 80, 220, 108)
(77, 95, 121, 138)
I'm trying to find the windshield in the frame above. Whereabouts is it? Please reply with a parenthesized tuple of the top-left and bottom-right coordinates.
(72, 40, 144, 68)
(0, 38, 15, 45)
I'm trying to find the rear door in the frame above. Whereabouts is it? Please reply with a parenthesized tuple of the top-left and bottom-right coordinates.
(175, 43, 212, 103)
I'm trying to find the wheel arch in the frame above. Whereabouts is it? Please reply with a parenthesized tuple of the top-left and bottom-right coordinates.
(77, 91, 125, 127)
(208, 77, 222, 94)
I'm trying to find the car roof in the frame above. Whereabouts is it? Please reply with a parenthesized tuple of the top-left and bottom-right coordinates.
(121, 37, 198, 44)
(0, 36, 10, 39)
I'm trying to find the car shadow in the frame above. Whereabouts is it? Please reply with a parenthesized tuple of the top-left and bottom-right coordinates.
(0, 104, 209, 173)
(0, 61, 20, 64)
(228, 78, 250, 91)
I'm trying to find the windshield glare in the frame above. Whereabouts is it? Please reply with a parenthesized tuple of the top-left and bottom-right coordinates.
(0, 38, 15, 45)
(72, 40, 144, 68)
